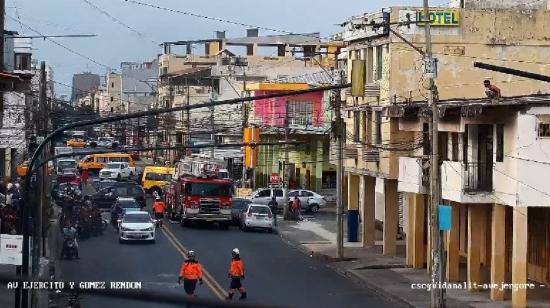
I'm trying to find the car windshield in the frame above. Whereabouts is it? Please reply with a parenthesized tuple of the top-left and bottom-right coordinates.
(145, 173, 172, 181)
(232, 199, 251, 209)
(58, 161, 76, 169)
(113, 186, 143, 196)
(106, 163, 122, 169)
(186, 183, 232, 197)
(124, 214, 150, 223)
(118, 200, 140, 208)
(251, 206, 270, 214)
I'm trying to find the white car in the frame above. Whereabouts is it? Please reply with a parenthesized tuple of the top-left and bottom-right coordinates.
(92, 137, 118, 148)
(118, 211, 156, 243)
(240, 204, 274, 232)
(288, 190, 328, 213)
(99, 162, 134, 180)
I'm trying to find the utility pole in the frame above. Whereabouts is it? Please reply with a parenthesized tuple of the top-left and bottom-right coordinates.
(282, 101, 291, 220)
(333, 68, 344, 259)
(241, 72, 248, 187)
(186, 78, 190, 146)
(422, 1, 444, 307)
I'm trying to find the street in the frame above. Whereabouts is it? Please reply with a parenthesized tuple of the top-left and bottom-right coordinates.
(58, 195, 392, 308)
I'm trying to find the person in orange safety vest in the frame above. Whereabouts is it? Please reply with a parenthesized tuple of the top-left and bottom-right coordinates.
(226, 248, 247, 300)
(152, 196, 166, 227)
(178, 250, 203, 296)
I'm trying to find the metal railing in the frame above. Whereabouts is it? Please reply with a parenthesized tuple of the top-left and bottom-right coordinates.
(464, 162, 493, 192)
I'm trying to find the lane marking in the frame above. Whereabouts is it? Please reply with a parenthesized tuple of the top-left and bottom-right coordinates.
(160, 224, 227, 300)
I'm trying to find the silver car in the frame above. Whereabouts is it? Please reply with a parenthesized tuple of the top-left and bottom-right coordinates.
(288, 190, 327, 213)
(240, 204, 274, 233)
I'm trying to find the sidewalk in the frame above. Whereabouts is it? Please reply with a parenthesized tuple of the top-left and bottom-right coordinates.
(276, 208, 550, 308)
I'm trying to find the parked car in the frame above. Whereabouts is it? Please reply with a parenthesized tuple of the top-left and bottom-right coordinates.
(231, 198, 252, 225)
(99, 162, 134, 181)
(288, 190, 328, 213)
(91, 182, 146, 209)
(248, 188, 285, 210)
(240, 204, 274, 232)
(118, 211, 156, 243)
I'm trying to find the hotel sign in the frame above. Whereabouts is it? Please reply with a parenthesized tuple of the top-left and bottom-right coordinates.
(417, 9, 460, 26)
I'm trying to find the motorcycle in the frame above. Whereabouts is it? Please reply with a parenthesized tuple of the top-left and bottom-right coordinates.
(62, 238, 78, 260)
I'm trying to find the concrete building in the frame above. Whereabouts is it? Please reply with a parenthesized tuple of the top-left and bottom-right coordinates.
(157, 30, 341, 163)
(71, 72, 100, 103)
(338, 5, 550, 307)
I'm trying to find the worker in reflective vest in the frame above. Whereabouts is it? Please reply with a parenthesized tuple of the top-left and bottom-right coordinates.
(178, 251, 203, 297)
(226, 248, 247, 300)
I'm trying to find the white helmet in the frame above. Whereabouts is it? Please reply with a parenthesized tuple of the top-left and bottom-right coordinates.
(232, 248, 240, 255)
(14, 183, 20, 189)
(7, 183, 13, 190)
(188, 250, 195, 258)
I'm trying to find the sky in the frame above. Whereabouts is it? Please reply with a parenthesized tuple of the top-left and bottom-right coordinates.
(6, 0, 450, 96)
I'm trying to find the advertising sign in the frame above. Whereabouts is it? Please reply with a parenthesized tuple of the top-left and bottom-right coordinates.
(0, 234, 23, 265)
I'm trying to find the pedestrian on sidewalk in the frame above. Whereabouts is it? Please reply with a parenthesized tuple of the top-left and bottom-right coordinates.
(291, 196, 301, 221)
(268, 197, 278, 226)
(226, 248, 247, 300)
(178, 250, 203, 297)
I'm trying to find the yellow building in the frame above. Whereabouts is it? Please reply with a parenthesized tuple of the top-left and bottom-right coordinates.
(339, 6, 550, 307)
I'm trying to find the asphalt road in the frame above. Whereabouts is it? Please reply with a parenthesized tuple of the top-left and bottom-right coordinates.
(59, 184, 392, 308)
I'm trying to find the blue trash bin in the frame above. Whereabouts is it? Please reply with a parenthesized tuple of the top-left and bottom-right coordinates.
(347, 210, 359, 242)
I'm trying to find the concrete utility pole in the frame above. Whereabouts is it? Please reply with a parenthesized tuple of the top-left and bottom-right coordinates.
(282, 101, 291, 220)
(422, 1, 444, 307)
(335, 70, 344, 259)
(241, 72, 248, 187)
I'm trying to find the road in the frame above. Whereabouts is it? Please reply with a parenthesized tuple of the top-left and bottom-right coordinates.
(59, 183, 393, 307)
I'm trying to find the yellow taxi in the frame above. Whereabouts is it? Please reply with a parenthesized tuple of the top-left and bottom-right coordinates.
(142, 166, 175, 194)
(67, 138, 87, 148)
(16, 161, 55, 177)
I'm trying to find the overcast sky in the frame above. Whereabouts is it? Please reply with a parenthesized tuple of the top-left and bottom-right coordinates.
(6, 0, 450, 95)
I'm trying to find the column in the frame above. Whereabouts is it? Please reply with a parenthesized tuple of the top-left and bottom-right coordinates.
(468, 204, 482, 291)
(490, 204, 506, 301)
(360, 175, 376, 247)
(407, 193, 425, 268)
(512, 207, 528, 307)
(447, 202, 460, 281)
(347, 174, 359, 211)
(314, 139, 323, 192)
(383, 179, 398, 256)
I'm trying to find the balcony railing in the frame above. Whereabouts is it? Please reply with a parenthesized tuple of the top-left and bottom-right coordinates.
(464, 162, 493, 192)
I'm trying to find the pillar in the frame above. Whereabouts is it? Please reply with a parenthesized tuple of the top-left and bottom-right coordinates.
(446, 202, 460, 281)
(383, 179, 398, 256)
(512, 207, 528, 307)
(360, 176, 376, 247)
(314, 139, 323, 192)
(468, 204, 482, 291)
(347, 174, 359, 211)
(407, 193, 425, 268)
(490, 204, 506, 301)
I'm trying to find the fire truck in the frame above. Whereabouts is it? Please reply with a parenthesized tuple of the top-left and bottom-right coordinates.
(164, 175, 233, 228)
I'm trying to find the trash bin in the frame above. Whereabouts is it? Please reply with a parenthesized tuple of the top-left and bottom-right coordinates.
(347, 210, 359, 242)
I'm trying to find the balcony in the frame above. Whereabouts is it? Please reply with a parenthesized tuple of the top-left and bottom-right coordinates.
(343, 83, 380, 98)
(464, 162, 493, 192)
(441, 161, 495, 204)
(398, 157, 428, 194)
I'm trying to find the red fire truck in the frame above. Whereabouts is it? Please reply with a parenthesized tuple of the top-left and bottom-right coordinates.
(164, 175, 233, 229)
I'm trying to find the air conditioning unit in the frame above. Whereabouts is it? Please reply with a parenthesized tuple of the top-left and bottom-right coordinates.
(362, 149, 380, 162)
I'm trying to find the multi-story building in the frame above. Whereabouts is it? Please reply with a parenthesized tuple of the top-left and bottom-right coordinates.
(157, 30, 340, 163)
(338, 4, 550, 306)
(71, 72, 100, 103)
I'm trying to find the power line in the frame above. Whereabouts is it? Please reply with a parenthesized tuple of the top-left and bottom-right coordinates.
(80, 0, 158, 45)
(5, 14, 112, 70)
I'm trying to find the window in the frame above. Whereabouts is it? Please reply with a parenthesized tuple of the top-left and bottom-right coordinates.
(539, 123, 550, 137)
(301, 191, 314, 197)
(110, 97, 114, 102)
(288, 191, 299, 197)
(96, 157, 108, 163)
(496, 124, 504, 162)
(376, 46, 383, 80)
(111, 82, 115, 88)
(14, 53, 31, 70)
(257, 189, 270, 198)
(353, 111, 360, 142)
(274, 189, 283, 197)
(287, 101, 313, 126)
(185, 183, 232, 197)
(145, 173, 173, 181)
(361, 112, 367, 142)
(375, 111, 382, 144)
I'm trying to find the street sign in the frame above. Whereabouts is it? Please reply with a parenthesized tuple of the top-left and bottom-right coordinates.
(269, 173, 281, 184)
(438, 205, 452, 231)
(0, 234, 23, 265)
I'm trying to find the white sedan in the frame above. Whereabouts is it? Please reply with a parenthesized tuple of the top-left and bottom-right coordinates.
(288, 190, 328, 213)
(118, 211, 156, 243)
(99, 162, 134, 180)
